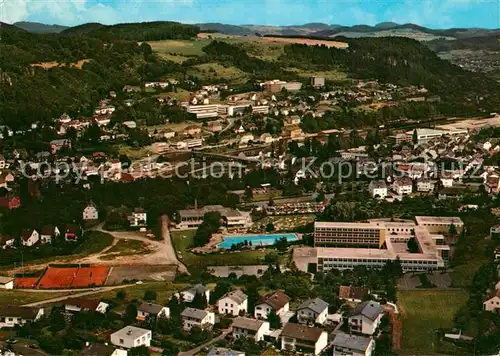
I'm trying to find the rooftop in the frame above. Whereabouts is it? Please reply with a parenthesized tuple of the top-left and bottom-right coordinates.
(297, 298, 329, 314)
(349, 300, 383, 321)
(138, 302, 166, 315)
(415, 216, 464, 225)
(232, 317, 265, 331)
(332, 332, 372, 352)
(221, 290, 248, 304)
(280, 323, 324, 342)
(338, 286, 368, 301)
(259, 290, 290, 310)
(111, 326, 150, 340)
(0, 306, 41, 319)
(181, 307, 208, 320)
(0, 276, 14, 284)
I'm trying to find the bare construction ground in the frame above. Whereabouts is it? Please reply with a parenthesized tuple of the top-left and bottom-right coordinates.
(105, 265, 176, 285)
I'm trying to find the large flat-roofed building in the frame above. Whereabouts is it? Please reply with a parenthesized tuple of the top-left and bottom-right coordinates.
(414, 216, 464, 234)
(177, 205, 251, 229)
(295, 217, 458, 273)
(314, 222, 386, 248)
(186, 104, 220, 119)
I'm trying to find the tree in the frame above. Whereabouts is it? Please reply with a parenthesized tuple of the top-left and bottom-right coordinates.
(191, 291, 208, 310)
(244, 187, 253, 202)
(116, 290, 126, 300)
(412, 129, 418, 144)
(209, 281, 233, 304)
(49, 307, 66, 332)
(448, 223, 457, 236)
(264, 252, 280, 266)
(316, 190, 325, 203)
(267, 310, 282, 329)
(129, 345, 150, 356)
(144, 290, 157, 301)
(124, 303, 138, 323)
(407, 237, 419, 253)
(266, 222, 274, 232)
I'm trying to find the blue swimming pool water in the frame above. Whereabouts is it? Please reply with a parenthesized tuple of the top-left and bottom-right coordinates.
(217, 233, 298, 249)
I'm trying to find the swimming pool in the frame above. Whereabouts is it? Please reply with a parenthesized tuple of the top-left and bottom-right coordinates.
(217, 233, 298, 249)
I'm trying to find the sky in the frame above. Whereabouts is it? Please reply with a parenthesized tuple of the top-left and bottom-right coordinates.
(1, 0, 499, 29)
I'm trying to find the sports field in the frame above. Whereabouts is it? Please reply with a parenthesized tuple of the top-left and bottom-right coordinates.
(399, 290, 468, 353)
(38, 266, 110, 289)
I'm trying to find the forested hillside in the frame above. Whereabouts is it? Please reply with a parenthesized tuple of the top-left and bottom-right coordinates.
(62, 21, 200, 41)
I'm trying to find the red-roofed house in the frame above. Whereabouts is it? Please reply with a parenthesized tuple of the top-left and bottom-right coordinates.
(0, 196, 21, 210)
(64, 225, 81, 242)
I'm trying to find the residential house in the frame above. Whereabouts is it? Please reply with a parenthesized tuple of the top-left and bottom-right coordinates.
(180, 307, 215, 331)
(65, 298, 109, 314)
(110, 326, 152, 349)
(137, 302, 170, 321)
(0, 195, 21, 210)
(64, 224, 81, 241)
(284, 125, 305, 140)
(483, 290, 500, 314)
(393, 177, 413, 195)
(207, 121, 223, 133)
(0, 172, 14, 189)
(185, 125, 202, 136)
(368, 181, 387, 199)
(0, 277, 14, 290)
(177, 284, 210, 303)
(255, 290, 290, 319)
(128, 208, 147, 227)
(83, 202, 99, 221)
(20, 229, 39, 247)
(0, 236, 14, 249)
(50, 139, 71, 154)
(207, 348, 245, 356)
(297, 298, 329, 325)
(0, 155, 5, 169)
(416, 178, 434, 193)
(259, 133, 274, 144)
(79, 342, 127, 356)
(218, 290, 248, 316)
(332, 332, 375, 356)
(0, 306, 44, 328)
(232, 317, 270, 342)
(39, 226, 60, 244)
(280, 323, 328, 355)
(339, 286, 369, 303)
(348, 301, 383, 335)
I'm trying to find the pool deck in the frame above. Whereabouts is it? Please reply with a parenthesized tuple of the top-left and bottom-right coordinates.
(192, 232, 301, 253)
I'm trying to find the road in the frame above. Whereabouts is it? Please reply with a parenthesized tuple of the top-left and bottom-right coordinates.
(160, 215, 189, 274)
(178, 330, 230, 356)
(22, 283, 138, 307)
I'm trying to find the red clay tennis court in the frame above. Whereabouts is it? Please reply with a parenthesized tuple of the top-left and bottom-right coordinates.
(14, 277, 40, 289)
(71, 266, 110, 287)
(25, 266, 111, 289)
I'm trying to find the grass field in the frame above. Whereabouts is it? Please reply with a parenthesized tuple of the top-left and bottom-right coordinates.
(73, 231, 114, 257)
(287, 67, 348, 81)
(187, 62, 248, 83)
(147, 39, 211, 56)
(399, 290, 468, 353)
(171, 230, 270, 269)
(90, 282, 187, 304)
(101, 240, 151, 260)
(117, 144, 153, 160)
(0, 290, 75, 306)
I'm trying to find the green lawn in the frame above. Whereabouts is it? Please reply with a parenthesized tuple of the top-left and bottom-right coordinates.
(89, 282, 186, 305)
(100, 239, 151, 260)
(171, 230, 272, 269)
(73, 231, 114, 257)
(451, 260, 488, 287)
(399, 290, 468, 353)
(0, 290, 75, 306)
(147, 39, 211, 56)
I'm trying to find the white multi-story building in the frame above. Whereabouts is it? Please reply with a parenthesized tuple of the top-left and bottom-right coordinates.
(348, 301, 383, 335)
(232, 317, 269, 342)
(296, 298, 329, 325)
(128, 208, 147, 227)
(255, 290, 290, 319)
(393, 177, 413, 195)
(181, 308, 215, 331)
(110, 326, 152, 349)
(218, 290, 248, 316)
(368, 180, 387, 199)
(186, 104, 220, 119)
(332, 332, 375, 356)
(280, 323, 328, 355)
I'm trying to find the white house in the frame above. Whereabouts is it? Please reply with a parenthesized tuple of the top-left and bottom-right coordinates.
(255, 290, 290, 319)
(177, 284, 210, 303)
(0, 306, 44, 329)
(0, 277, 14, 290)
(483, 290, 500, 314)
(232, 317, 270, 342)
(128, 208, 147, 227)
(368, 180, 387, 199)
(80, 343, 128, 356)
(296, 298, 329, 325)
(83, 202, 99, 221)
(393, 177, 413, 195)
(348, 301, 384, 335)
(0, 236, 14, 249)
(416, 179, 434, 192)
(39, 226, 60, 244)
(137, 302, 170, 321)
(65, 298, 109, 314)
(20, 229, 39, 247)
(280, 323, 328, 355)
(180, 307, 215, 331)
(110, 326, 151, 349)
(332, 332, 375, 356)
(218, 290, 248, 316)
(440, 176, 454, 188)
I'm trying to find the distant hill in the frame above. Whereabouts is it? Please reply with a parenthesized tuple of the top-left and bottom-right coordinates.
(13, 21, 68, 34)
(62, 21, 200, 41)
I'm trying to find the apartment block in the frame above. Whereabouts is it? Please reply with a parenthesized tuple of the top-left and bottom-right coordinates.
(314, 222, 386, 248)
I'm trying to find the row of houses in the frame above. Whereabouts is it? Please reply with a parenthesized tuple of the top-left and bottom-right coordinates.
(0, 225, 81, 249)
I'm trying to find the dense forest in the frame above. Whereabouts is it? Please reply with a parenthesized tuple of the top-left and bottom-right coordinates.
(61, 21, 200, 41)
